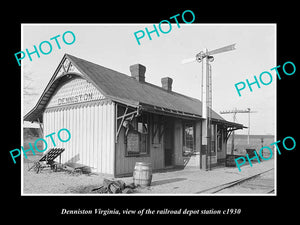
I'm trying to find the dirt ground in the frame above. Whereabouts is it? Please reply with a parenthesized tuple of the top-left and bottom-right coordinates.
(22, 154, 136, 194)
(22, 154, 275, 195)
(22, 129, 275, 195)
(216, 169, 274, 194)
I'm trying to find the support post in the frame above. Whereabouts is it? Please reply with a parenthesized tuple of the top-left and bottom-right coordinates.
(248, 108, 250, 145)
(231, 112, 236, 155)
(37, 118, 44, 145)
(200, 49, 211, 171)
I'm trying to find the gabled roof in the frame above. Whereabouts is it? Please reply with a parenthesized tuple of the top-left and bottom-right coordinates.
(66, 54, 203, 117)
(24, 54, 244, 129)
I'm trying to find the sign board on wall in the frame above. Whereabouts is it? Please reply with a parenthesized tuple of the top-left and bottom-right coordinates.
(46, 77, 105, 108)
(126, 131, 140, 153)
(57, 93, 93, 105)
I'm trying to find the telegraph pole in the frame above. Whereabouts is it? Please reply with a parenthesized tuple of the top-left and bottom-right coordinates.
(220, 108, 257, 154)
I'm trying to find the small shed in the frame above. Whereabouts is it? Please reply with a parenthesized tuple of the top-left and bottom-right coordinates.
(24, 54, 244, 177)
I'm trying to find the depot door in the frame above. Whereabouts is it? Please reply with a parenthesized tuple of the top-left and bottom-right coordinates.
(164, 120, 174, 167)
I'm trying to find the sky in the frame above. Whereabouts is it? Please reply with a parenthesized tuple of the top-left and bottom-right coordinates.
(22, 23, 276, 135)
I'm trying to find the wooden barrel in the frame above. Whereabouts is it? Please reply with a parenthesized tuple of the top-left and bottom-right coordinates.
(133, 162, 152, 187)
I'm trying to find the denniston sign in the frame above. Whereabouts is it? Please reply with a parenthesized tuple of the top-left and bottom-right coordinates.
(58, 93, 93, 105)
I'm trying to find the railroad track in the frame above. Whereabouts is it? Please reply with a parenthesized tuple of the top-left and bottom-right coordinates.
(196, 168, 274, 194)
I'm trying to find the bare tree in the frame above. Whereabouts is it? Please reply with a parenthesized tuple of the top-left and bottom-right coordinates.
(23, 67, 39, 115)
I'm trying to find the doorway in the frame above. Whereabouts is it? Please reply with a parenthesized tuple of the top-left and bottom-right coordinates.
(164, 120, 174, 167)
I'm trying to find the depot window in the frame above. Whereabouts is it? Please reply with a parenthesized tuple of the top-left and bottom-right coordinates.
(211, 124, 216, 155)
(126, 114, 149, 156)
(183, 123, 195, 156)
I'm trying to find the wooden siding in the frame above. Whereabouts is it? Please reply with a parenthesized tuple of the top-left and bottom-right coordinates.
(115, 116, 204, 176)
(115, 114, 165, 177)
(174, 120, 183, 165)
(217, 128, 227, 160)
(43, 76, 115, 174)
(115, 128, 164, 177)
(43, 101, 115, 174)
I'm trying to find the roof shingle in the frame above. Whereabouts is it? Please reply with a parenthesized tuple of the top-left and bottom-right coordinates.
(24, 54, 244, 128)
(67, 54, 203, 117)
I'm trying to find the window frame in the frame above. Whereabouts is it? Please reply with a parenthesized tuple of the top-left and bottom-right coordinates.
(182, 122, 196, 157)
(217, 128, 223, 152)
(125, 113, 150, 157)
(210, 124, 216, 155)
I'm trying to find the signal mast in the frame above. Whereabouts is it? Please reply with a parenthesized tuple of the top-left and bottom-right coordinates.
(182, 44, 236, 170)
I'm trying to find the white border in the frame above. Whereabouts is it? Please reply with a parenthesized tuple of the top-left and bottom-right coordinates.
(21, 23, 277, 196)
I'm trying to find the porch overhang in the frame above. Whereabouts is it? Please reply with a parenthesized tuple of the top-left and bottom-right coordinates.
(140, 103, 202, 120)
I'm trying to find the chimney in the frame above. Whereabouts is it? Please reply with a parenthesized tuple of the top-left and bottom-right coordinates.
(161, 77, 173, 92)
(130, 64, 146, 82)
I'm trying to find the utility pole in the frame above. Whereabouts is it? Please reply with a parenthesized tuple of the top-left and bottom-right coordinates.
(182, 43, 236, 170)
(260, 137, 264, 158)
(220, 108, 257, 154)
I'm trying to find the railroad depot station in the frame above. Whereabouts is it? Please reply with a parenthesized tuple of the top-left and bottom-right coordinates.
(24, 54, 245, 177)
